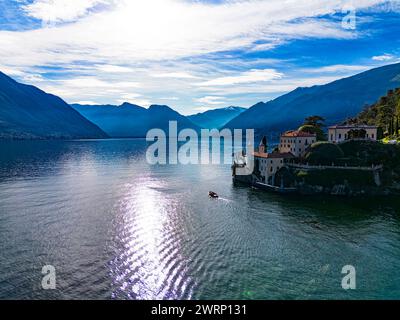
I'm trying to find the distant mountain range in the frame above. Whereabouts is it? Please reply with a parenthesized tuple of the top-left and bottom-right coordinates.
(188, 106, 246, 129)
(0, 71, 107, 139)
(224, 62, 400, 136)
(71, 103, 200, 137)
(2, 62, 400, 140)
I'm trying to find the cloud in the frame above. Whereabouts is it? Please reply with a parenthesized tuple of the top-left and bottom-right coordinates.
(197, 69, 283, 86)
(0, 65, 25, 76)
(372, 53, 396, 61)
(71, 100, 99, 105)
(22, 0, 110, 23)
(152, 72, 199, 79)
(198, 74, 352, 96)
(1, 0, 387, 69)
(193, 106, 215, 113)
(303, 64, 370, 73)
(195, 96, 227, 105)
(116, 98, 151, 107)
(0, 0, 393, 113)
(22, 73, 45, 82)
(160, 97, 179, 101)
(95, 64, 135, 73)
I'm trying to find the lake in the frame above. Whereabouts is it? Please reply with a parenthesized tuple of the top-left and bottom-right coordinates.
(0, 139, 400, 299)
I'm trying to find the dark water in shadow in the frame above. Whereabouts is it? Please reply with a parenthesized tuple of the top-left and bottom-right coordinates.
(0, 139, 399, 299)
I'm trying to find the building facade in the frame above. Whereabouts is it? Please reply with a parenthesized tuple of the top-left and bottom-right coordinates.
(279, 130, 317, 157)
(328, 125, 378, 143)
(254, 152, 294, 184)
(253, 137, 295, 184)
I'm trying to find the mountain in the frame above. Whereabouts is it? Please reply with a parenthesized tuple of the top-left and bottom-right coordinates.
(0, 71, 107, 139)
(224, 63, 400, 136)
(72, 103, 201, 137)
(188, 106, 246, 129)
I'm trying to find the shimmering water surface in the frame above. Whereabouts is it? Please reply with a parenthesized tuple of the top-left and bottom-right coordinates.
(1, 139, 400, 300)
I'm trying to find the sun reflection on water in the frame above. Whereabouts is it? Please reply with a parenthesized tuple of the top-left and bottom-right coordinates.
(110, 177, 194, 299)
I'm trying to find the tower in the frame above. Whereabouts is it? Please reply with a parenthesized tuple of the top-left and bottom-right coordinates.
(259, 136, 267, 153)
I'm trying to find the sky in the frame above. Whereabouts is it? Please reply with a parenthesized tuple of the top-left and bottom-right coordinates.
(0, 0, 400, 115)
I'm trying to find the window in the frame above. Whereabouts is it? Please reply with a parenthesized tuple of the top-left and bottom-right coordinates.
(372, 133, 375, 139)
(299, 148, 302, 152)
(330, 134, 333, 141)
(305, 139, 308, 145)
(339, 133, 342, 139)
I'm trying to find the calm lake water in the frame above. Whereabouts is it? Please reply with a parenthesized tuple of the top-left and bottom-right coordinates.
(0, 139, 400, 300)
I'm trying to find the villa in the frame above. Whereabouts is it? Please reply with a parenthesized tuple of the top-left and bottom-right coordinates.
(328, 124, 378, 143)
(232, 119, 383, 194)
(252, 130, 316, 185)
(253, 137, 294, 184)
(233, 123, 383, 193)
(279, 130, 317, 157)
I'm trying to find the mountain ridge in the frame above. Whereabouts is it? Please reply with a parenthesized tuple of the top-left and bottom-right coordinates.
(224, 63, 400, 136)
(72, 102, 200, 138)
(0, 71, 108, 139)
(188, 106, 246, 129)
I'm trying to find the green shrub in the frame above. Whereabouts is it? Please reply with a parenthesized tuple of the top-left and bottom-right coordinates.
(296, 169, 376, 187)
(304, 142, 344, 165)
(340, 140, 400, 168)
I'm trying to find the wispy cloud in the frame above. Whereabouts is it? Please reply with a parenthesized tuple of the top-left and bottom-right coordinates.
(1, 0, 384, 68)
(152, 72, 199, 79)
(372, 53, 396, 61)
(22, 0, 110, 23)
(197, 69, 283, 86)
(192, 106, 215, 113)
(71, 100, 99, 105)
(0, 0, 396, 113)
(95, 64, 135, 73)
(195, 96, 227, 105)
(303, 64, 370, 73)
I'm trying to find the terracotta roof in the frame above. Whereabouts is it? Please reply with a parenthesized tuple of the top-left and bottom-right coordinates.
(253, 152, 295, 159)
(281, 130, 316, 138)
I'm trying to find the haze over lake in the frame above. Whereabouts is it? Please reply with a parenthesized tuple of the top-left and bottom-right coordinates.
(1, 139, 400, 299)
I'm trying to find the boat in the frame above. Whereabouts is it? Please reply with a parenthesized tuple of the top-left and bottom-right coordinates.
(209, 191, 219, 198)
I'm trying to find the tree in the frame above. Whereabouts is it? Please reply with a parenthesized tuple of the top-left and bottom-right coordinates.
(300, 115, 327, 141)
(354, 89, 400, 139)
(304, 115, 326, 129)
(298, 124, 326, 141)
